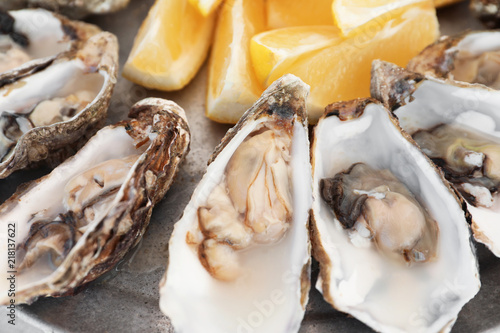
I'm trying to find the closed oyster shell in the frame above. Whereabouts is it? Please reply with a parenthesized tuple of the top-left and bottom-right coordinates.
(0, 98, 190, 305)
(311, 97, 480, 333)
(0, 28, 118, 178)
(0, 0, 131, 19)
(160, 74, 311, 333)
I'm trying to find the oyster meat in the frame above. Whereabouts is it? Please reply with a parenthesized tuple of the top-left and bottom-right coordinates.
(321, 162, 439, 265)
(160, 75, 311, 333)
(0, 29, 118, 178)
(311, 98, 480, 333)
(413, 123, 500, 208)
(0, 98, 190, 304)
(408, 31, 500, 89)
(372, 59, 500, 257)
(0, 0, 131, 19)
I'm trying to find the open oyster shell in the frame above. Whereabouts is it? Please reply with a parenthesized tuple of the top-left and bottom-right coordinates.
(0, 0, 131, 19)
(0, 28, 118, 178)
(0, 8, 100, 81)
(372, 59, 500, 257)
(407, 31, 500, 89)
(160, 74, 311, 333)
(311, 97, 480, 333)
(0, 98, 190, 305)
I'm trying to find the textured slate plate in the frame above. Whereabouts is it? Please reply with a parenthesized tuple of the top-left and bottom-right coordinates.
(1, 1, 497, 332)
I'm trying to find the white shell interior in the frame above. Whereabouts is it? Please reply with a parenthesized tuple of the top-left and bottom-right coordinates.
(312, 103, 480, 333)
(451, 31, 500, 57)
(160, 115, 311, 333)
(0, 55, 109, 166)
(0, 125, 151, 303)
(8, 9, 72, 64)
(0, 58, 106, 115)
(395, 78, 500, 256)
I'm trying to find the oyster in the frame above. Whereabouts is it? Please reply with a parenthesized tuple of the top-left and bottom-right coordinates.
(0, 97, 190, 304)
(0, 0, 131, 19)
(470, 0, 500, 28)
(159, 75, 311, 333)
(321, 162, 439, 265)
(0, 8, 100, 79)
(407, 31, 500, 89)
(310, 98, 480, 333)
(372, 59, 500, 257)
(0, 29, 118, 178)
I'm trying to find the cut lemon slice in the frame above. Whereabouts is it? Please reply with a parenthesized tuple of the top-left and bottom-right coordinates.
(206, 0, 266, 124)
(188, 0, 224, 16)
(332, 0, 426, 36)
(263, 0, 439, 122)
(250, 26, 343, 88)
(266, 0, 334, 29)
(123, 0, 216, 91)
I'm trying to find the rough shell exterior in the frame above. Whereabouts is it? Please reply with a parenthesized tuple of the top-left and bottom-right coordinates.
(208, 74, 308, 165)
(0, 9, 101, 86)
(406, 31, 500, 81)
(372, 58, 495, 114)
(0, 98, 190, 304)
(0, 31, 119, 178)
(0, 0, 131, 18)
(406, 33, 467, 79)
(371, 59, 426, 111)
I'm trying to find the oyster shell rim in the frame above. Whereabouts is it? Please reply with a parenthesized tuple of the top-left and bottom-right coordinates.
(0, 0, 132, 19)
(0, 97, 191, 305)
(406, 30, 500, 86)
(371, 59, 500, 257)
(0, 8, 102, 87)
(159, 74, 312, 333)
(0, 30, 119, 179)
(309, 97, 480, 333)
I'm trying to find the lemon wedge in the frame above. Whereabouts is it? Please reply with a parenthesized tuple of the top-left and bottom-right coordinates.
(332, 0, 426, 36)
(257, 0, 438, 122)
(188, 0, 224, 16)
(206, 0, 266, 124)
(123, 0, 216, 91)
(250, 26, 342, 88)
(266, 0, 334, 29)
